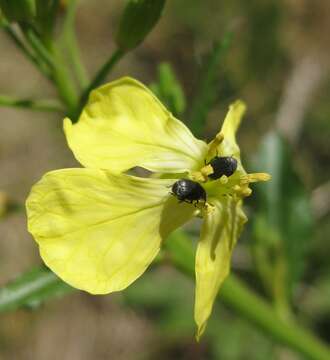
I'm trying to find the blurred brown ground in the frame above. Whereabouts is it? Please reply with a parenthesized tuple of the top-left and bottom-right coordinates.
(0, 1, 330, 359)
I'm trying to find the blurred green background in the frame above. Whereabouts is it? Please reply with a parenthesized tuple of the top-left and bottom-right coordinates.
(0, 0, 330, 359)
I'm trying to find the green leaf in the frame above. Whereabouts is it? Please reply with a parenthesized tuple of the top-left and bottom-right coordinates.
(0, 266, 73, 312)
(149, 62, 186, 116)
(252, 131, 313, 304)
(189, 32, 233, 137)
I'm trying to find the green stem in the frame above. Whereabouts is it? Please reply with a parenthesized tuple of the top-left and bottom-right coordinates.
(4, 24, 77, 114)
(273, 247, 293, 321)
(220, 277, 329, 360)
(61, 0, 89, 88)
(165, 231, 330, 360)
(51, 45, 79, 116)
(4, 25, 51, 79)
(76, 48, 124, 118)
(21, 25, 78, 116)
(0, 95, 64, 112)
(23, 26, 55, 68)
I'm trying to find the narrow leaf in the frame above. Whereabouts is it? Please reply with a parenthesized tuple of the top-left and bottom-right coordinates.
(252, 131, 313, 301)
(0, 266, 73, 312)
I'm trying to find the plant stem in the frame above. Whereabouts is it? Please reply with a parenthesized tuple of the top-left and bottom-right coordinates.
(77, 48, 124, 117)
(165, 231, 330, 360)
(4, 25, 51, 79)
(21, 25, 78, 116)
(61, 0, 89, 88)
(23, 26, 55, 68)
(51, 45, 79, 116)
(221, 277, 329, 360)
(0, 95, 64, 112)
(5, 24, 77, 115)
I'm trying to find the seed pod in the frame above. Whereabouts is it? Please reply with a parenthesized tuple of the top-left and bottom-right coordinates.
(116, 0, 166, 51)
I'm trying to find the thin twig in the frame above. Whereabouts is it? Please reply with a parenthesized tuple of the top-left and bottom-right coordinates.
(0, 95, 64, 112)
(20, 24, 78, 115)
(61, 0, 89, 88)
(4, 25, 52, 79)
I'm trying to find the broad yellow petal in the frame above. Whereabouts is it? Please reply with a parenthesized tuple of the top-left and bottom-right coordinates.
(207, 100, 246, 175)
(26, 169, 195, 294)
(64, 77, 207, 174)
(219, 100, 246, 157)
(194, 198, 247, 339)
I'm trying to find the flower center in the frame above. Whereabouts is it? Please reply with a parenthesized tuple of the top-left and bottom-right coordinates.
(188, 131, 270, 207)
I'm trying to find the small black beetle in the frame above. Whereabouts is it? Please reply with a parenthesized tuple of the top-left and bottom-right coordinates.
(207, 156, 237, 180)
(171, 179, 206, 204)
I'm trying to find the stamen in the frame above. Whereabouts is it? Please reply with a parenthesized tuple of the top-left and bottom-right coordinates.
(233, 184, 252, 198)
(203, 202, 215, 215)
(219, 175, 228, 184)
(194, 201, 215, 218)
(240, 172, 271, 184)
(190, 165, 214, 183)
(207, 131, 224, 158)
(233, 185, 241, 192)
(190, 171, 206, 182)
(241, 187, 252, 197)
(201, 165, 214, 177)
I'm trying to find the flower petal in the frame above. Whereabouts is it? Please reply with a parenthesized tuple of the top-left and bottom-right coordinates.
(26, 169, 195, 294)
(218, 100, 246, 158)
(194, 198, 247, 339)
(206, 99, 246, 174)
(64, 77, 207, 174)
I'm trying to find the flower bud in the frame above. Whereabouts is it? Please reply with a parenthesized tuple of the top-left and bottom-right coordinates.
(0, 0, 36, 23)
(116, 0, 166, 51)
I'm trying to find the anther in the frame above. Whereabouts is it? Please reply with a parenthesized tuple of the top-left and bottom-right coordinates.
(240, 173, 271, 184)
(207, 131, 224, 158)
(219, 175, 228, 184)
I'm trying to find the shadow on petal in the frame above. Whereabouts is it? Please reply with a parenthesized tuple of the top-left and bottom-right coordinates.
(159, 195, 196, 243)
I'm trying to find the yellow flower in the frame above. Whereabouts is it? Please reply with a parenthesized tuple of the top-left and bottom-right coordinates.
(26, 77, 270, 339)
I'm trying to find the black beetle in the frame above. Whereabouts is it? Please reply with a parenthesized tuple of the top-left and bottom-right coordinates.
(171, 179, 206, 204)
(207, 156, 237, 180)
